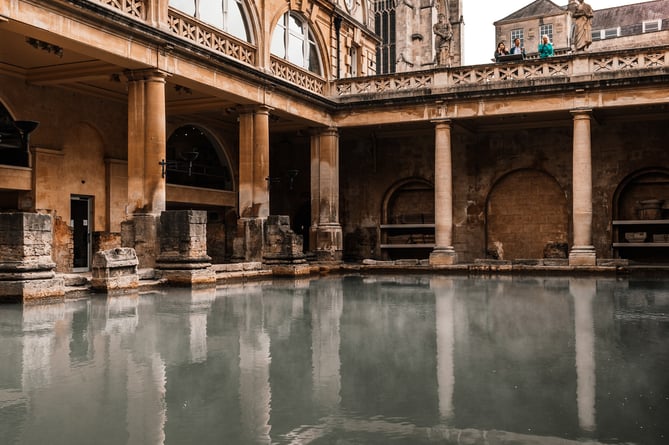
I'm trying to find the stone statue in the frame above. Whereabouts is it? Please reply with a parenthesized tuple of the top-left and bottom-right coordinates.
(570, 0, 594, 52)
(433, 13, 453, 65)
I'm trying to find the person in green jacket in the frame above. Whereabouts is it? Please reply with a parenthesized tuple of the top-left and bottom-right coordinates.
(538, 34, 554, 58)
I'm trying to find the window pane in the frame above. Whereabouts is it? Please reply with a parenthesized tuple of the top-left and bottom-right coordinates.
(226, 0, 249, 41)
(271, 18, 286, 57)
(308, 41, 321, 74)
(288, 32, 305, 66)
(170, 0, 195, 16)
(200, 0, 223, 28)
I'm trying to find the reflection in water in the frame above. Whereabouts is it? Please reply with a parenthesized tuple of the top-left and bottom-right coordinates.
(572, 279, 596, 433)
(0, 276, 668, 445)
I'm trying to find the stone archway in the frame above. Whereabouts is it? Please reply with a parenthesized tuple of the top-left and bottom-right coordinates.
(486, 169, 568, 260)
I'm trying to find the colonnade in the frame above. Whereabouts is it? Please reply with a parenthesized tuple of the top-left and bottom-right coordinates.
(123, 69, 595, 266)
(427, 109, 597, 267)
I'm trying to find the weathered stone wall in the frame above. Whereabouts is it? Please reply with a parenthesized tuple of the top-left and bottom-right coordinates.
(52, 214, 73, 273)
(340, 119, 669, 262)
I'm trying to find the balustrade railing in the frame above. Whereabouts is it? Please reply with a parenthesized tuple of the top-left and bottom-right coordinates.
(92, 0, 145, 19)
(334, 47, 669, 99)
(167, 9, 256, 66)
(270, 57, 326, 95)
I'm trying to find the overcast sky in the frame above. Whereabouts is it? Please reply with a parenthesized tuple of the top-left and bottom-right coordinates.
(463, 0, 652, 64)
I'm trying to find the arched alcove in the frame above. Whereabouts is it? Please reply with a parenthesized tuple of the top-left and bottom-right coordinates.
(611, 168, 669, 263)
(486, 169, 568, 260)
(166, 125, 234, 191)
(380, 178, 435, 260)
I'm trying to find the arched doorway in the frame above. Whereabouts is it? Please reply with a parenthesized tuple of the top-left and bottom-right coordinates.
(486, 169, 568, 260)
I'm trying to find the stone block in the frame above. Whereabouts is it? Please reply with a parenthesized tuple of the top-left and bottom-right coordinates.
(158, 267, 216, 285)
(91, 247, 139, 291)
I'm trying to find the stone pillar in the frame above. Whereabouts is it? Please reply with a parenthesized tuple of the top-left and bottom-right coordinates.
(125, 70, 168, 268)
(309, 129, 321, 255)
(233, 106, 270, 263)
(569, 109, 597, 266)
(156, 210, 215, 285)
(430, 119, 457, 266)
(238, 108, 255, 218)
(253, 105, 271, 219)
(312, 127, 342, 261)
(0, 212, 64, 302)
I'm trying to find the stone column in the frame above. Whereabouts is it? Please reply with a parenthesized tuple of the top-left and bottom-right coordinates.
(569, 109, 597, 266)
(309, 129, 321, 253)
(253, 105, 271, 219)
(430, 119, 457, 266)
(126, 69, 167, 216)
(233, 106, 270, 263)
(238, 108, 255, 218)
(312, 128, 342, 261)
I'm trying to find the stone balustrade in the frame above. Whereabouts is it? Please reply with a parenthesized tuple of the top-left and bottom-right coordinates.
(334, 46, 669, 101)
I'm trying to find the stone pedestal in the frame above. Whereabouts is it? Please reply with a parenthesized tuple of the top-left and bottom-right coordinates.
(156, 210, 215, 285)
(91, 247, 139, 292)
(0, 212, 64, 302)
(232, 217, 265, 263)
(264, 215, 310, 276)
(121, 213, 160, 269)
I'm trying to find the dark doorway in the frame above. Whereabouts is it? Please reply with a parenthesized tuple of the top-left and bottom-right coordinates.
(71, 196, 92, 271)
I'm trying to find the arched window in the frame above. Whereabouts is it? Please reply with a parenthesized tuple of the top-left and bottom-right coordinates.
(169, 0, 251, 42)
(0, 103, 28, 167)
(271, 12, 322, 75)
(166, 125, 233, 191)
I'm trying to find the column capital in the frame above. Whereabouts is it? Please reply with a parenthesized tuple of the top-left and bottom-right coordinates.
(124, 69, 169, 83)
(431, 118, 452, 127)
(570, 108, 593, 118)
(309, 126, 338, 136)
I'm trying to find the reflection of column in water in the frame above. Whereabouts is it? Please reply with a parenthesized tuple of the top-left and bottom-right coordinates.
(239, 294, 272, 444)
(104, 294, 139, 335)
(571, 278, 596, 433)
(311, 282, 343, 410)
(188, 287, 216, 363)
(126, 353, 166, 445)
(432, 277, 455, 422)
(21, 303, 67, 390)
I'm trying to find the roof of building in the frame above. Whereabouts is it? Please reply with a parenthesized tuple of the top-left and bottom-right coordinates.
(593, 0, 669, 29)
(495, 0, 669, 27)
(495, 0, 565, 23)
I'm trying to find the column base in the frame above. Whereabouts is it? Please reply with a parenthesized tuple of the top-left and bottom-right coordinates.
(315, 224, 343, 262)
(569, 246, 597, 266)
(429, 247, 458, 266)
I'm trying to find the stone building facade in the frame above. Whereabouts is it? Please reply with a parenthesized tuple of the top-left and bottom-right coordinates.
(1, 0, 669, 290)
(495, 0, 669, 58)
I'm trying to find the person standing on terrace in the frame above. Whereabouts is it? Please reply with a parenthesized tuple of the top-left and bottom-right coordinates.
(538, 34, 554, 58)
(510, 38, 526, 58)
